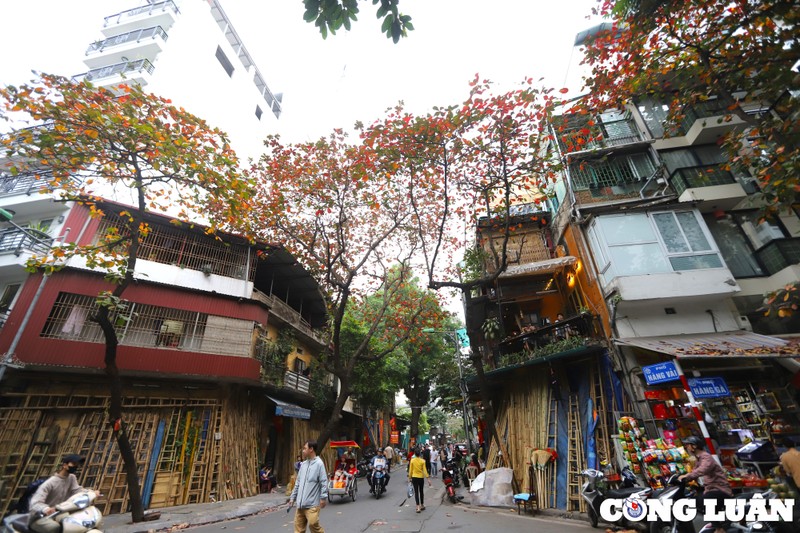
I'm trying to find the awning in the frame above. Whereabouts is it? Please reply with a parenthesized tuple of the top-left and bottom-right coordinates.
(615, 331, 799, 359)
(266, 395, 311, 419)
(499, 256, 577, 279)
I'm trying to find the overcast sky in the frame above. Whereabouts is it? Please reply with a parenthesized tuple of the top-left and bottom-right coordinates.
(0, 0, 600, 143)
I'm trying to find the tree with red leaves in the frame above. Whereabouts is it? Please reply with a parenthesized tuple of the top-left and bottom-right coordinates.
(581, 0, 799, 213)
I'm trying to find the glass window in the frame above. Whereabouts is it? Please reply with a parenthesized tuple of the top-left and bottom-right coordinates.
(636, 97, 670, 138)
(609, 243, 671, 275)
(653, 213, 691, 253)
(599, 214, 657, 245)
(676, 212, 712, 251)
(704, 214, 765, 277)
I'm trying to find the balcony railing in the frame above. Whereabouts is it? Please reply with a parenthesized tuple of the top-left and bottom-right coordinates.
(86, 26, 168, 55)
(284, 370, 311, 393)
(78, 59, 155, 83)
(495, 313, 603, 368)
(0, 227, 52, 256)
(0, 172, 49, 197)
(674, 98, 736, 137)
(755, 238, 800, 276)
(668, 163, 738, 197)
(252, 289, 327, 345)
(557, 118, 645, 154)
(104, 0, 179, 27)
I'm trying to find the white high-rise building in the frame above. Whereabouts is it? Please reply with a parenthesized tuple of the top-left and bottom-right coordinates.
(79, 0, 281, 161)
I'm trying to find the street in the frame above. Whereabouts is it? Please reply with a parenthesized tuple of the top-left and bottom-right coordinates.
(184, 476, 593, 533)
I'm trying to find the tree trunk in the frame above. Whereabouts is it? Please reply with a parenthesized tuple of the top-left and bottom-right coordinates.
(467, 334, 511, 468)
(96, 307, 145, 522)
(409, 407, 421, 442)
(315, 383, 351, 449)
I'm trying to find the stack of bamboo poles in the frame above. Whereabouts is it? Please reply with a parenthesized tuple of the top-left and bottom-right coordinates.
(484, 371, 558, 508)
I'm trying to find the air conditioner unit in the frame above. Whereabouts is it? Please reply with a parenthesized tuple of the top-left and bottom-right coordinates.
(737, 315, 753, 332)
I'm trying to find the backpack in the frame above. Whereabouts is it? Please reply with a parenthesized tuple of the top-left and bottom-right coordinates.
(11, 478, 47, 515)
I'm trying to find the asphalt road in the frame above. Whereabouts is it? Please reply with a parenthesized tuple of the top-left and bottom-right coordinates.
(184, 476, 593, 533)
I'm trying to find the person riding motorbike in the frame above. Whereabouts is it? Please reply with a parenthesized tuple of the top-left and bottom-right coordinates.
(678, 436, 732, 533)
(367, 448, 390, 494)
(28, 454, 86, 533)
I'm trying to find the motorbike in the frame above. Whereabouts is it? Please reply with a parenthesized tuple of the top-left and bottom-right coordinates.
(656, 477, 780, 533)
(581, 468, 652, 530)
(3, 489, 103, 533)
(369, 463, 388, 499)
(356, 449, 376, 479)
(442, 459, 460, 503)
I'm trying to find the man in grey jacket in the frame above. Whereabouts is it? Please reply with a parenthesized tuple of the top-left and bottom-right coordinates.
(289, 440, 328, 533)
(29, 454, 85, 533)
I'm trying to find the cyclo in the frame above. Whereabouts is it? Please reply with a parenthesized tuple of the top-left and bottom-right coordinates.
(327, 441, 359, 502)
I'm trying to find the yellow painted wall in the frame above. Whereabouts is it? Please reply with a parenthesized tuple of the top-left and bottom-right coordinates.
(563, 225, 612, 336)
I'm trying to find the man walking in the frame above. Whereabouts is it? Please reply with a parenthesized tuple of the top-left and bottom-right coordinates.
(383, 443, 394, 472)
(289, 441, 328, 533)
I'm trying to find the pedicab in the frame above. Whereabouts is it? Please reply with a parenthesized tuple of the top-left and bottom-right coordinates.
(328, 440, 359, 502)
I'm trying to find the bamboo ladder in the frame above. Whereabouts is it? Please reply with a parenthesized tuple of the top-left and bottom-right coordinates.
(566, 394, 585, 512)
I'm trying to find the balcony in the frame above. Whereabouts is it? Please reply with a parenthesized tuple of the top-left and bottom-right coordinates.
(252, 289, 327, 347)
(85, 26, 168, 69)
(74, 59, 155, 88)
(495, 313, 604, 368)
(557, 114, 649, 159)
(669, 163, 748, 211)
(102, 0, 179, 36)
(672, 99, 747, 145)
(0, 227, 52, 256)
(755, 238, 800, 276)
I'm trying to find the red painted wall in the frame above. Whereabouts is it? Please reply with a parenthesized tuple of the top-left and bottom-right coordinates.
(0, 269, 267, 383)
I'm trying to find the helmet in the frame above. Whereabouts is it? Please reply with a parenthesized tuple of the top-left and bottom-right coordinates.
(682, 436, 704, 448)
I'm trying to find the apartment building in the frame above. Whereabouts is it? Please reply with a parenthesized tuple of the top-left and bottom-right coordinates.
(0, 196, 332, 514)
(78, 0, 282, 161)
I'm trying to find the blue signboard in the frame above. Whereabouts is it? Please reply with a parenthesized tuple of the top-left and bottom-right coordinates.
(642, 361, 680, 385)
(687, 377, 730, 399)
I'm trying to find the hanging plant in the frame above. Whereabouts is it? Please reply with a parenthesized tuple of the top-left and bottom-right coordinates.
(481, 316, 500, 339)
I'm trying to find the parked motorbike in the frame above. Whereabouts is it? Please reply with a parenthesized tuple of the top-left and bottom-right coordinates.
(3, 489, 103, 533)
(369, 463, 388, 499)
(442, 459, 460, 503)
(580, 468, 652, 530)
(657, 477, 780, 533)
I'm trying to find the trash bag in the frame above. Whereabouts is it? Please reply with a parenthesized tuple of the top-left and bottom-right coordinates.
(407, 482, 414, 498)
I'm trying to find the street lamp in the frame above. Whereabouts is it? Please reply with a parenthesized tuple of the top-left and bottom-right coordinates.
(423, 327, 474, 454)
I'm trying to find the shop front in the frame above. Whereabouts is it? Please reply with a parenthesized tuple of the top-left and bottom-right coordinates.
(615, 331, 800, 499)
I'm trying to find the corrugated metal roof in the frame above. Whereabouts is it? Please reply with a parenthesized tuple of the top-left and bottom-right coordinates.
(615, 331, 798, 359)
(499, 256, 576, 279)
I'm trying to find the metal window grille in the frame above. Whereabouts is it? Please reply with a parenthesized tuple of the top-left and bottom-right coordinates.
(570, 154, 654, 190)
(40, 292, 253, 356)
(95, 215, 256, 280)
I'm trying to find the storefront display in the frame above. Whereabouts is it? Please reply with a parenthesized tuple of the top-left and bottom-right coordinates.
(616, 415, 689, 488)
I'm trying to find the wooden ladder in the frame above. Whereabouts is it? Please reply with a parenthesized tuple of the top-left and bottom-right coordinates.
(545, 385, 558, 509)
(567, 394, 585, 512)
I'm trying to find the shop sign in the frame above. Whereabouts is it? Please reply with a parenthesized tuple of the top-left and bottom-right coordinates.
(687, 377, 730, 399)
(642, 362, 679, 385)
(390, 431, 399, 444)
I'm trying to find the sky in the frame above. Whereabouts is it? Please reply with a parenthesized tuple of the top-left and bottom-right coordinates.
(0, 0, 600, 143)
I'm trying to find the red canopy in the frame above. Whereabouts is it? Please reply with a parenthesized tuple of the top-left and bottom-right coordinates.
(328, 440, 360, 449)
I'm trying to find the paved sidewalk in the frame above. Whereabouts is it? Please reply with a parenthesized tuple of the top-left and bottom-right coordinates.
(102, 492, 290, 533)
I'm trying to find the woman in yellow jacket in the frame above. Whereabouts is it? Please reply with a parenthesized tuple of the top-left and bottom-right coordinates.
(408, 447, 432, 513)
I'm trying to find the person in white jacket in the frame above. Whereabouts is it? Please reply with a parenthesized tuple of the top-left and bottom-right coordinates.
(289, 441, 328, 533)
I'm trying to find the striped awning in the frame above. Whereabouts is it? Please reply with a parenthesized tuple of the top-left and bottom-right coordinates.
(615, 331, 798, 359)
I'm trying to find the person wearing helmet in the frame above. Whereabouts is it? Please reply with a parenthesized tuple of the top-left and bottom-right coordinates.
(679, 436, 732, 533)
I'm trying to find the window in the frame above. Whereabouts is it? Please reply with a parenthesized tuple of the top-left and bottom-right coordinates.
(0, 283, 20, 313)
(215, 46, 234, 78)
(570, 153, 654, 190)
(587, 211, 724, 284)
(704, 214, 765, 278)
(636, 97, 670, 138)
(255, 105, 263, 120)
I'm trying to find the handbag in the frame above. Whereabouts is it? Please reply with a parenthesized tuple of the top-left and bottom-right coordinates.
(407, 481, 414, 498)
